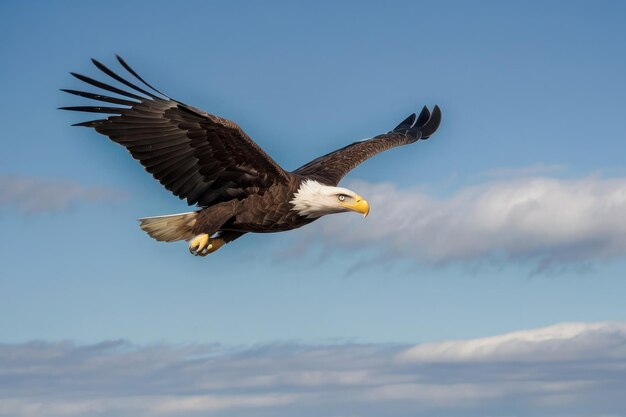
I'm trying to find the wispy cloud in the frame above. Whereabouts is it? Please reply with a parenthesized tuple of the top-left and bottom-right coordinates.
(1, 322, 625, 417)
(0, 174, 124, 213)
(303, 175, 626, 272)
(397, 321, 626, 363)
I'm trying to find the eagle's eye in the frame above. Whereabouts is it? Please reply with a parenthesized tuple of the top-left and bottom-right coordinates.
(338, 194, 347, 202)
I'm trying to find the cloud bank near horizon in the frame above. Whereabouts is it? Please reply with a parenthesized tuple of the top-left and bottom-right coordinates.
(1, 322, 625, 417)
(305, 175, 626, 271)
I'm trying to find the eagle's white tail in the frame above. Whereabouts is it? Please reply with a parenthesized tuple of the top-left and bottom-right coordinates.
(138, 211, 198, 242)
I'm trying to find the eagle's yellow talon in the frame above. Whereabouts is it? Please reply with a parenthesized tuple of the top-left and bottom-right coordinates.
(189, 234, 225, 256)
(189, 233, 210, 255)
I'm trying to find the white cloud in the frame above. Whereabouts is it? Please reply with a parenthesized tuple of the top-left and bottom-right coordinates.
(397, 321, 626, 363)
(362, 382, 502, 406)
(0, 174, 124, 213)
(0, 395, 298, 417)
(148, 393, 299, 414)
(310, 175, 626, 269)
(1, 322, 626, 417)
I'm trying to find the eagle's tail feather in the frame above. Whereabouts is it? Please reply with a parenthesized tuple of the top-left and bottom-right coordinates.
(138, 211, 198, 242)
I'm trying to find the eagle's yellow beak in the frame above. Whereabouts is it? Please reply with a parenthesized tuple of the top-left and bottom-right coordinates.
(341, 195, 370, 217)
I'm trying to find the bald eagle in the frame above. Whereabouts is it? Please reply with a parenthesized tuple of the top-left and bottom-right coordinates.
(61, 56, 441, 256)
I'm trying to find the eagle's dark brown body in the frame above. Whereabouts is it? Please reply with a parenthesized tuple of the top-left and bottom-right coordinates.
(193, 175, 312, 236)
(61, 56, 441, 254)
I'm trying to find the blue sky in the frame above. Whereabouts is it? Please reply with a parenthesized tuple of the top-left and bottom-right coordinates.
(1, 1, 626, 416)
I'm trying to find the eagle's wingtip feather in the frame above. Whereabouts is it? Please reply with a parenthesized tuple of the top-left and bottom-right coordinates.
(420, 105, 441, 139)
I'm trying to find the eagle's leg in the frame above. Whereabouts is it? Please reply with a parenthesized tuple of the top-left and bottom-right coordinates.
(189, 230, 246, 256)
(189, 234, 224, 256)
(188, 201, 241, 256)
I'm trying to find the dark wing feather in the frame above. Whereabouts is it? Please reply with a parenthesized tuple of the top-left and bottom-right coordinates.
(293, 105, 441, 185)
(61, 56, 289, 207)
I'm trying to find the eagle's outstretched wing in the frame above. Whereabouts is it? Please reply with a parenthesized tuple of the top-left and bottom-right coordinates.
(61, 56, 289, 207)
(293, 105, 441, 186)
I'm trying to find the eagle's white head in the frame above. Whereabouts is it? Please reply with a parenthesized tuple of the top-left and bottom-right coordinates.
(290, 179, 370, 219)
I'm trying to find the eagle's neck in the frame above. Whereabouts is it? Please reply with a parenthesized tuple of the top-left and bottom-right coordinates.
(290, 179, 340, 219)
